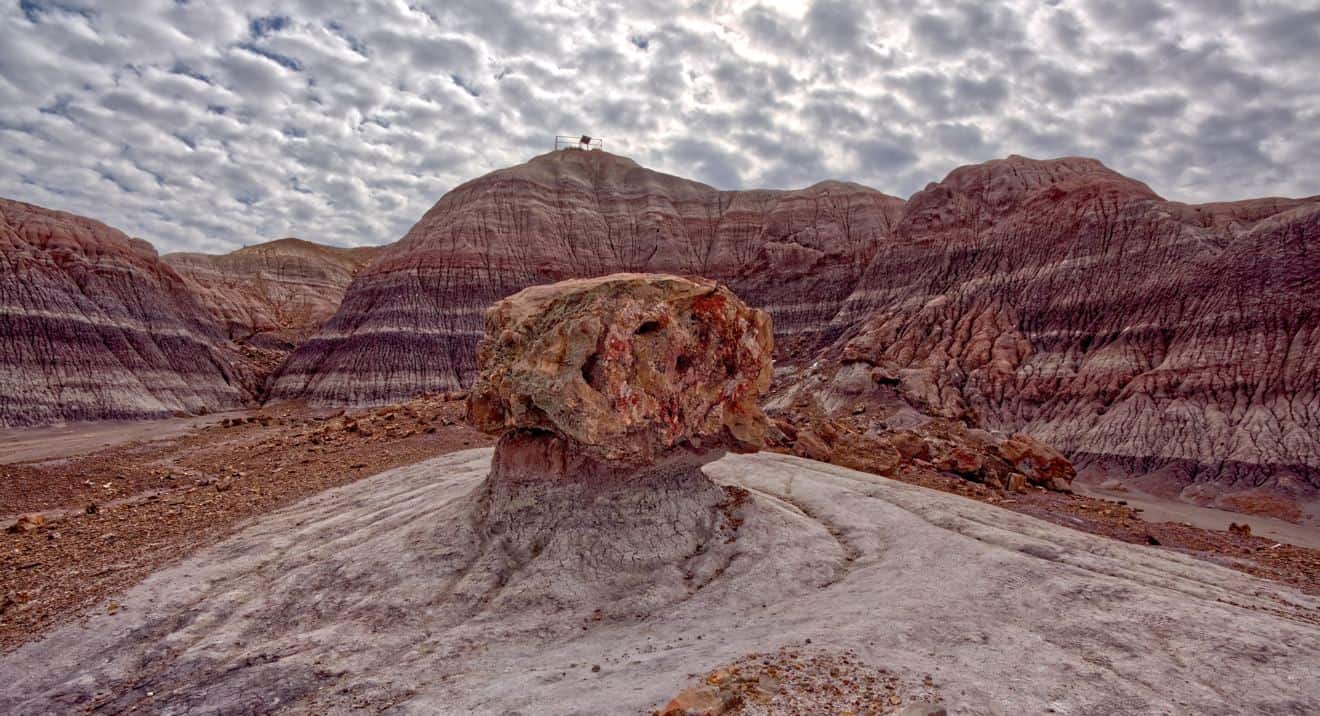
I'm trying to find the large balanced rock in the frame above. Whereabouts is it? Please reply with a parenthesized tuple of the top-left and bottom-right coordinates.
(467, 273, 773, 467)
(461, 274, 797, 611)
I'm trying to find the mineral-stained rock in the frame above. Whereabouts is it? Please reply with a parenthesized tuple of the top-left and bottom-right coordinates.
(0, 198, 249, 426)
(824, 155, 1320, 519)
(934, 447, 984, 479)
(466, 273, 773, 466)
(766, 362, 1070, 492)
(272, 149, 903, 406)
(460, 274, 811, 612)
(996, 433, 1075, 489)
(828, 431, 901, 476)
(5, 513, 44, 533)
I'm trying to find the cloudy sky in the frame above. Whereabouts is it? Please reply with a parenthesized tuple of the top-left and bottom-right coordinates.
(1, 0, 1316, 253)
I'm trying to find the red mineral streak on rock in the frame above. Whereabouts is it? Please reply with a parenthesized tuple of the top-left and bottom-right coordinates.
(466, 273, 773, 467)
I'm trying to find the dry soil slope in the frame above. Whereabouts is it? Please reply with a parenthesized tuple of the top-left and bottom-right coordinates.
(270, 149, 903, 405)
(164, 238, 381, 349)
(1, 449, 1315, 713)
(0, 198, 249, 427)
(828, 155, 1320, 520)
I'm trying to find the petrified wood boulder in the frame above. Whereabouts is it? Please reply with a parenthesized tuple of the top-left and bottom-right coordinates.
(467, 273, 773, 468)
(462, 274, 789, 607)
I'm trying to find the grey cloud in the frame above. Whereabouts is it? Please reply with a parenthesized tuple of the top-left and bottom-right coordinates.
(855, 137, 918, 172)
(910, 3, 1025, 57)
(806, 0, 869, 52)
(1083, 0, 1172, 34)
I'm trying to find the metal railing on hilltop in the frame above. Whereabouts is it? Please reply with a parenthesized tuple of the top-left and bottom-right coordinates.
(555, 135, 603, 151)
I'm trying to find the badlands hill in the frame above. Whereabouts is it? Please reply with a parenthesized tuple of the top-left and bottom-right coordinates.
(0, 198, 249, 426)
(270, 149, 904, 404)
(4, 273, 1316, 714)
(822, 155, 1320, 521)
(0, 201, 383, 424)
(163, 238, 381, 349)
(270, 149, 1319, 522)
(2, 150, 1316, 522)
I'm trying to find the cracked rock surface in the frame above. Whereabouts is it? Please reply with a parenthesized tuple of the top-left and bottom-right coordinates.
(466, 273, 773, 465)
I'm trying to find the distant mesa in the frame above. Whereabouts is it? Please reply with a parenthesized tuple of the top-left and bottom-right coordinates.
(163, 238, 381, 349)
(163, 238, 382, 392)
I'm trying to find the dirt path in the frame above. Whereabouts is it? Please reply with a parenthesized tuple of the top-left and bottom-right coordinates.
(0, 412, 242, 464)
(1075, 483, 1320, 549)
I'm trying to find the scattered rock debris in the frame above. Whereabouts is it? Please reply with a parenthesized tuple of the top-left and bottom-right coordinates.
(656, 647, 943, 716)
(0, 394, 489, 652)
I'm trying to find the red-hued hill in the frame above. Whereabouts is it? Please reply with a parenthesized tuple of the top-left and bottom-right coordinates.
(825, 155, 1319, 521)
(269, 149, 904, 404)
(0, 198, 250, 426)
(163, 238, 381, 349)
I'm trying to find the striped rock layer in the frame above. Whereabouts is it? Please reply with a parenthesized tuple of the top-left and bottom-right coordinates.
(828, 156, 1320, 519)
(271, 149, 903, 404)
(0, 198, 249, 427)
(164, 238, 382, 349)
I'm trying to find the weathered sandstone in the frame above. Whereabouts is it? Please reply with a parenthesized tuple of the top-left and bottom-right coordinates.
(766, 359, 1074, 493)
(3, 449, 1315, 713)
(0, 198, 249, 426)
(463, 274, 782, 604)
(272, 149, 902, 405)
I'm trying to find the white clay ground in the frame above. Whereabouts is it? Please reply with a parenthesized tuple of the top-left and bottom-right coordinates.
(2, 449, 1317, 715)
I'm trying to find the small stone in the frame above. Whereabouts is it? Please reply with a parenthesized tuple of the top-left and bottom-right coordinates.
(591, 664, 601, 673)
(795, 430, 833, 462)
(7, 513, 45, 533)
(658, 684, 728, 716)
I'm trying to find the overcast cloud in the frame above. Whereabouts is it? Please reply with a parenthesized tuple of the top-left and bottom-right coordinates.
(1, 0, 1316, 253)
